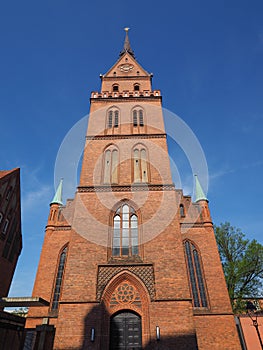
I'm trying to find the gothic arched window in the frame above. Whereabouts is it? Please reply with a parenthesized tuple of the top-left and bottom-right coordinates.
(133, 146, 149, 183)
(112, 204, 139, 257)
(103, 147, 119, 184)
(184, 240, 208, 308)
(51, 246, 68, 310)
(107, 108, 120, 129)
(132, 107, 144, 130)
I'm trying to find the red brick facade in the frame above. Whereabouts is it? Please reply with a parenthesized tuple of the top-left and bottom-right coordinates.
(26, 37, 241, 349)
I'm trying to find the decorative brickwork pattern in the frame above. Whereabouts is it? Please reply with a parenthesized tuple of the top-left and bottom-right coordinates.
(109, 282, 141, 309)
(90, 89, 161, 99)
(78, 184, 175, 193)
(86, 133, 166, 140)
(97, 264, 155, 301)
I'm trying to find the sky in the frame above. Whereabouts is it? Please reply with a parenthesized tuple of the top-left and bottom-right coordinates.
(1, 0, 263, 297)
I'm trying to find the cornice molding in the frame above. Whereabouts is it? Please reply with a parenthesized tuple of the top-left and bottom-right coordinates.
(180, 223, 205, 228)
(180, 222, 213, 228)
(102, 76, 150, 81)
(78, 184, 175, 193)
(86, 133, 166, 140)
(45, 225, 72, 231)
(90, 96, 162, 103)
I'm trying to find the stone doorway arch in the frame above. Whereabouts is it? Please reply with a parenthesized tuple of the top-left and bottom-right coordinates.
(101, 271, 150, 349)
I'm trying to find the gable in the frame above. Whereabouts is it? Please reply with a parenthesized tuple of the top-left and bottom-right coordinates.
(103, 52, 150, 78)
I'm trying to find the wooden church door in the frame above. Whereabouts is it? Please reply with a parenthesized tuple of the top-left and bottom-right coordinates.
(110, 311, 142, 349)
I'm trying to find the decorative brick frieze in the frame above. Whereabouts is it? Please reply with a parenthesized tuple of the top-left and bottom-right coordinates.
(86, 133, 166, 140)
(96, 264, 155, 301)
(78, 184, 175, 193)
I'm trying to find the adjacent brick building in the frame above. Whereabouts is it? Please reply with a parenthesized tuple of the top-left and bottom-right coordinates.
(0, 168, 24, 350)
(0, 168, 22, 298)
(26, 30, 241, 349)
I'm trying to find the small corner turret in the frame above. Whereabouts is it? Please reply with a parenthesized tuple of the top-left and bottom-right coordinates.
(48, 179, 63, 226)
(194, 175, 212, 224)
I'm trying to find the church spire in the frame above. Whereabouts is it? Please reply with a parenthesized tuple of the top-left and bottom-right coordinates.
(51, 179, 63, 205)
(119, 27, 135, 58)
(194, 174, 207, 202)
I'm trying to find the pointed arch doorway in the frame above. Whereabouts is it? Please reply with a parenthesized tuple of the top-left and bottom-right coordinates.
(110, 311, 142, 349)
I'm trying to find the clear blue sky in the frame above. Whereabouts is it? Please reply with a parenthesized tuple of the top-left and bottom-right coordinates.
(1, 1, 263, 297)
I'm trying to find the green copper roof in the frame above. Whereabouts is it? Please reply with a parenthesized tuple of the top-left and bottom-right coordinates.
(51, 179, 63, 205)
(194, 175, 207, 202)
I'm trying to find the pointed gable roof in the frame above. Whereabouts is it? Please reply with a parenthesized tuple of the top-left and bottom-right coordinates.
(103, 51, 151, 78)
(102, 28, 151, 79)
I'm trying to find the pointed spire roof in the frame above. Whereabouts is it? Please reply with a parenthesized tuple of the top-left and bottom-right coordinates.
(119, 27, 135, 58)
(194, 175, 208, 202)
(51, 179, 63, 205)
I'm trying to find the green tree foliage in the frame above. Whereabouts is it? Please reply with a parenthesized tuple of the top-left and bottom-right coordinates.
(11, 307, 28, 317)
(215, 222, 263, 311)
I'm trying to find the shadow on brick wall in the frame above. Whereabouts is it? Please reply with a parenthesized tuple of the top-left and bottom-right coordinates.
(76, 303, 198, 350)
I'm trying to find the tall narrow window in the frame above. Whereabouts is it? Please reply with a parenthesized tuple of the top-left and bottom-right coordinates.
(133, 147, 149, 183)
(103, 147, 119, 184)
(184, 241, 208, 308)
(108, 111, 113, 128)
(112, 85, 119, 92)
(52, 246, 68, 310)
(131, 215, 139, 255)
(133, 149, 140, 183)
(133, 110, 138, 126)
(114, 111, 119, 127)
(134, 84, 140, 91)
(2, 218, 17, 259)
(139, 110, 144, 126)
(2, 219, 9, 234)
(132, 107, 144, 130)
(140, 149, 148, 182)
(111, 150, 118, 183)
(180, 204, 185, 217)
(112, 204, 139, 257)
(6, 187, 13, 201)
(107, 108, 120, 130)
(104, 150, 111, 184)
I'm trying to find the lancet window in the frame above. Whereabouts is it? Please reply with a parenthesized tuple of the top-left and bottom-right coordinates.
(184, 240, 208, 308)
(133, 146, 149, 183)
(132, 109, 144, 127)
(51, 246, 68, 310)
(107, 108, 119, 129)
(112, 204, 139, 257)
(103, 146, 119, 184)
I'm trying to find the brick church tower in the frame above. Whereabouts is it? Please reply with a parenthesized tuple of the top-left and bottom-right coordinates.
(26, 30, 241, 349)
